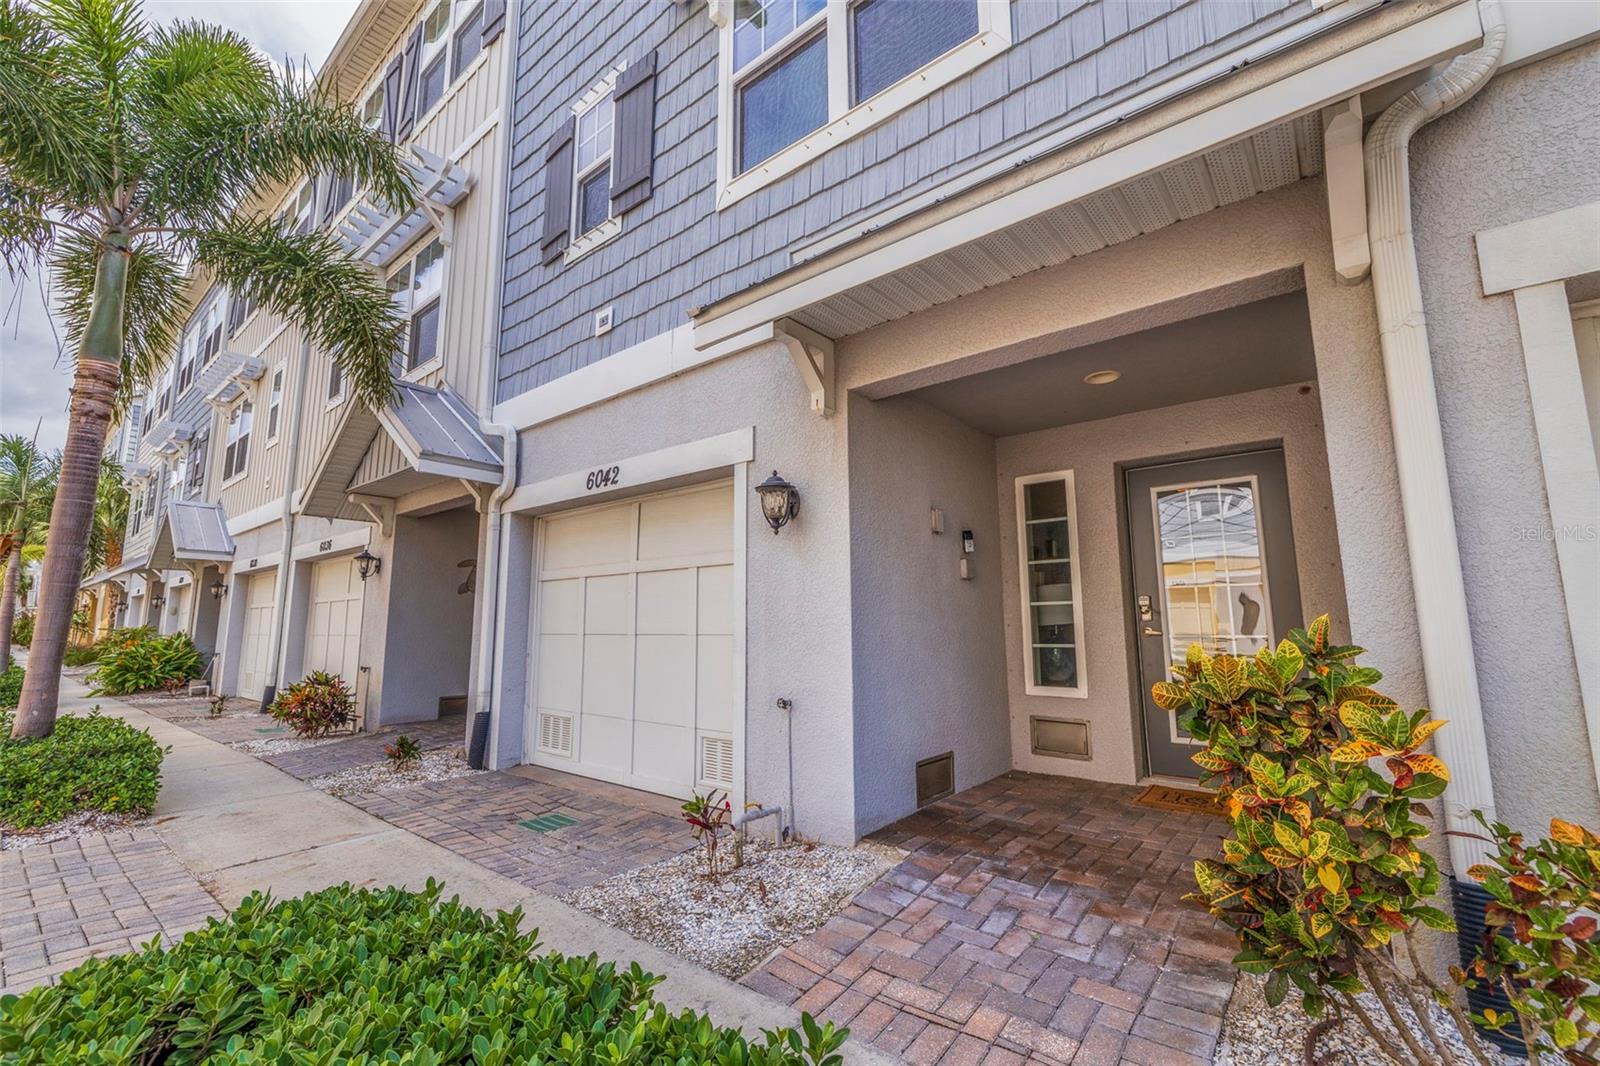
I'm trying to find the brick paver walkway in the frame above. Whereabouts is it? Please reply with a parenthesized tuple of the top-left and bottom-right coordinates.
(260, 715, 468, 779)
(741, 773, 1233, 1066)
(0, 830, 224, 994)
(347, 764, 692, 895)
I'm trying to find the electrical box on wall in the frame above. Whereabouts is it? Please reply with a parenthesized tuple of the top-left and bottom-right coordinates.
(594, 305, 615, 337)
(961, 530, 975, 553)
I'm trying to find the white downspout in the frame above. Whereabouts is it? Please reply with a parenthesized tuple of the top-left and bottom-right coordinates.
(469, 19, 521, 762)
(1363, 0, 1506, 874)
(259, 337, 314, 711)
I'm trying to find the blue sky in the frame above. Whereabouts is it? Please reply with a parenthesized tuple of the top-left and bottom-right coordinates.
(0, 0, 359, 452)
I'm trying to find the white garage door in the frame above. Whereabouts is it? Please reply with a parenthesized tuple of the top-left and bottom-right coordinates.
(238, 570, 277, 700)
(304, 556, 363, 682)
(530, 482, 736, 799)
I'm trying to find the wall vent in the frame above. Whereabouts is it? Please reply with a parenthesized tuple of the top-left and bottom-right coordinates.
(538, 711, 574, 757)
(1031, 716, 1091, 760)
(700, 734, 735, 786)
(916, 751, 955, 807)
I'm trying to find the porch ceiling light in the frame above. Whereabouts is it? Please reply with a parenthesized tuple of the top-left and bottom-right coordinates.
(354, 548, 382, 582)
(754, 470, 800, 535)
(209, 577, 228, 600)
(1083, 369, 1121, 385)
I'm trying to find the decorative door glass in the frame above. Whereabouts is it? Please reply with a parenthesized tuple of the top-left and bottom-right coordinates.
(1150, 477, 1272, 669)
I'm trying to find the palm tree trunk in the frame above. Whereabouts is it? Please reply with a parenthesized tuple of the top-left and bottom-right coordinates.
(0, 545, 19, 673)
(12, 242, 127, 739)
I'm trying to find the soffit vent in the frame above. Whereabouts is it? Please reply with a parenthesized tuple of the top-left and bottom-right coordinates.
(700, 734, 735, 787)
(916, 751, 955, 807)
(538, 711, 573, 757)
(1031, 716, 1091, 760)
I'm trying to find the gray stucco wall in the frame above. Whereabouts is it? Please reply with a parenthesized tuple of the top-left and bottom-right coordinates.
(498, 0, 1320, 399)
(996, 381, 1348, 783)
(375, 507, 479, 725)
(497, 341, 858, 843)
(848, 394, 1010, 836)
(1410, 41, 1600, 831)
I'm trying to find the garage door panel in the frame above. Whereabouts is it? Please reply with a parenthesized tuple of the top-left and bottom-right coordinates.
(697, 566, 734, 635)
(581, 634, 632, 717)
(635, 635, 694, 726)
(536, 634, 582, 710)
(582, 714, 631, 771)
(305, 557, 363, 682)
(584, 574, 630, 634)
(696, 635, 735, 732)
(637, 569, 694, 634)
(633, 721, 693, 787)
(539, 579, 582, 633)
(543, 506, 633, 570)
(638, 487, 733, 560)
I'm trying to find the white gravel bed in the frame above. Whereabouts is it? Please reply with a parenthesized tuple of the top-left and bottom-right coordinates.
(1214, 972, 1518, 1065)
(305, 749, 481, 796)
(230, 735, 346, 756)
(1, 810, 145, 850)
(566, 839, 902, 979)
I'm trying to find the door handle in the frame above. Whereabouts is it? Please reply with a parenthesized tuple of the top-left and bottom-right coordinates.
(1142, 626, 1163, 637)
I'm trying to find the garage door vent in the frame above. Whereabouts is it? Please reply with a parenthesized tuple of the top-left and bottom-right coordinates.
(916, 752, 955, 807)
(538, 711, 574, 757)
(1030, 716, 1090, 760)
(700, 734, 735, 787)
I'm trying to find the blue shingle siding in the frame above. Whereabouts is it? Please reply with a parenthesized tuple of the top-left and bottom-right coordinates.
(497, 0, 1320, 402)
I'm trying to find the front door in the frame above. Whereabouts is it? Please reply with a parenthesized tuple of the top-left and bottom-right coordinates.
(1127, 449, 1303, 778)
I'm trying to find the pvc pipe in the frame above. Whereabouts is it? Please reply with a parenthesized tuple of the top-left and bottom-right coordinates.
(1362, 0, 1506, 874)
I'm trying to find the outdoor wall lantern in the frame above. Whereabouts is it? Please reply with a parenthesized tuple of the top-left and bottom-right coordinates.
(209, 577, 228, 600)
(354, 548, 382, 582)
(149, 594, 166, 611)
(754, 470, 800, 535)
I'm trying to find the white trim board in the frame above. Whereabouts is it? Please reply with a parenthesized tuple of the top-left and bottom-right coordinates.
(289, 528, 371, 562)
(504, 427, 754, 515)
(225, 499, 286, 536)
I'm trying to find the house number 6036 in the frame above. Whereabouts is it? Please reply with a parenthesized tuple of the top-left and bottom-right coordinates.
(585, 465, 620, 491)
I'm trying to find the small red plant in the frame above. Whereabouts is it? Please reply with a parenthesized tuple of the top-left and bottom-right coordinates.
(268, 671, 354, 738)
(384, 734, 422, 771)
(681, 788, 733, 877)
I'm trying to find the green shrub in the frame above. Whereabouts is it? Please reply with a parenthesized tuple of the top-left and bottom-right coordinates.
(8, 610, 33, 648)
(62, 645, 99, 667)
(0, 709, 164, 828)
(0, 880, 849, 1064)
(270, 670, 354, 737)
(0, 665, 20, 709)
(87, 631, 202, 696)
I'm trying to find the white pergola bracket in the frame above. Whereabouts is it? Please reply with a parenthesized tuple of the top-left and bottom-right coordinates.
(776, 318, 836, 416)
(1321, 95, 1370, 283)
(347, 493, 395, 538)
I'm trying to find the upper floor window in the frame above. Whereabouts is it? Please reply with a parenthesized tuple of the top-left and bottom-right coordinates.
(166, 457, 185, 500)
(222, 400, 252, 482)
(717, 0, 1007, 203)
(388, 236, 445, 373)
(573, 92, 614, 238)
(185, 435, 206, 496)
(228, 288, 256, 337)
(362, 85, 384, 129)
(265, 368, 284, 442)
(328, 360, 345, 405)
(290, 182, 315, 235)
(129, 486, 144, 534)
(154, 363, 174, 417)
(414, 0, 483, 119)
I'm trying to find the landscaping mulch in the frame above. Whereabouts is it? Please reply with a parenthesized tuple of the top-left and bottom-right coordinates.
(305, 749, 482, 797)
(0, 810, 145, 851)
(231, 735, 346, 757)
(566, 839, 901, 980)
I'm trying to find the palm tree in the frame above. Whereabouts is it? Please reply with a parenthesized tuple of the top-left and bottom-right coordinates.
(0, 434, 56, 672)
(0, 0, 414, 738)
(85, 456, 128, 577)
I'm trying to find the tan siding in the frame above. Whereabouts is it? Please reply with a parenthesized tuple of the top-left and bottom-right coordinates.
(217, 323, 301, 519)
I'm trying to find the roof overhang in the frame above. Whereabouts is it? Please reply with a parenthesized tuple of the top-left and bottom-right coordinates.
(301, 382, 502, 522)
(148, 501, 236, 571)
(688, 0, 1482, 350)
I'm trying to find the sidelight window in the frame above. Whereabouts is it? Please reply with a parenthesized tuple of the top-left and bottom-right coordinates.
(1016, 471, 1086, 697)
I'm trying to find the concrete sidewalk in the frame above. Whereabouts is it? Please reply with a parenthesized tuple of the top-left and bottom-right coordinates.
(54, 679, 894, 1063)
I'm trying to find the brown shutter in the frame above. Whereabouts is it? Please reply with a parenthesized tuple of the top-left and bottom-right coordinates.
(539, 116, 576, 265)
(610, 51, 658, 215)
(396, 24, 425, 141)
(481, 0, 507, 43)
(381, 54, 404, 141)
(226, 292, 245, 335)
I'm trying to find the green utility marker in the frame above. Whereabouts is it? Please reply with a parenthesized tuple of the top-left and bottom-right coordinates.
(254, 726, 286, 734)
(518, 812, 579, 833)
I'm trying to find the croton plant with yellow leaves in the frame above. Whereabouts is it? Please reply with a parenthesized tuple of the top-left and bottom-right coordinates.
(1161, 615, 1598, 1066)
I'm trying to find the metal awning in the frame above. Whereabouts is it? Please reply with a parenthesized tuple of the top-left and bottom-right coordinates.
(301, 381, 502, 523)
(84, 551, 154, 588)
(148, 500, 236, 570)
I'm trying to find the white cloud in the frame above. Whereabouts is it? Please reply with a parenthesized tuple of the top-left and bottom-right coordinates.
(0, 0, 359, 452)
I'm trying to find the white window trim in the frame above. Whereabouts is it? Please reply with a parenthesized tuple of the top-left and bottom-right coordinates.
(410, 0, 493, 138)
(325, 364, 348, 410)
(563, 64, 626, 264)
(713, 0, 1012, 209)
(390, 233, 450, 382)
(220, 399, 253, 488)
(1014, 469, 1087, 699)
(264, 367, 284, 447)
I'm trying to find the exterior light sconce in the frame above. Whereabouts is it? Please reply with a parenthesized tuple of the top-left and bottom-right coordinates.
(354, 548, 382, 582)
(149, 594, 166, 611)
(209, 578, 228, 600)
(754, 471, 800, 535)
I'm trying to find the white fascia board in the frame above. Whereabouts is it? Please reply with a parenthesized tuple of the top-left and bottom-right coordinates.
(504, 427, 754, 514)
(691, 0, 1483, 349)
(224, 499, 286, 536)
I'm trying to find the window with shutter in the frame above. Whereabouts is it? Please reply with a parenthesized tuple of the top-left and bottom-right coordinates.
(381, 55, 404, 141)
(480, 0, 505, 43)
(539, 117, 576, 264)
(610, 51, 657, 215)
(396, 24, 425, 140)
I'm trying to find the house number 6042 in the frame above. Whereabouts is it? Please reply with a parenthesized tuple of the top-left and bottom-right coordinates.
(585, 465, 620, 491)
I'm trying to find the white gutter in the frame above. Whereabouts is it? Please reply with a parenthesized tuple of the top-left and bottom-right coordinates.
(1363, 0, 1505, 874)
(470, 9, 522, 764)
(259, 337, 315, 711)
